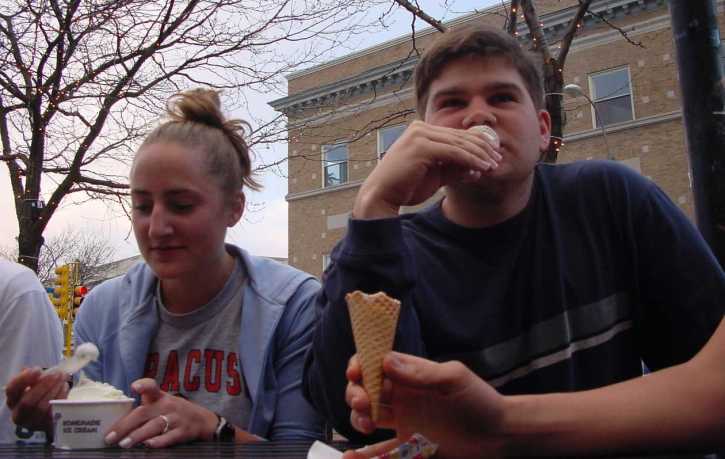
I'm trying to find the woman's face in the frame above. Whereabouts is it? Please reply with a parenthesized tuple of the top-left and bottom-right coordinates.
(129, 142, 243, 282)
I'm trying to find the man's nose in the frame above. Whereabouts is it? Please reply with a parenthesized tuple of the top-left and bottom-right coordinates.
(462, 98, 497, 129)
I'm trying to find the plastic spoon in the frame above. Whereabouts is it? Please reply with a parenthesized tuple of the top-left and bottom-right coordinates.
(44, 343, 99, 375)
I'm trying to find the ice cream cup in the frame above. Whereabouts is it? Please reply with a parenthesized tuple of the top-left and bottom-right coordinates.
(50, 398, 133, 449)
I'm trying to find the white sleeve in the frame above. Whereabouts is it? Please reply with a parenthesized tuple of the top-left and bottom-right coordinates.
(0, 268, 64, 444)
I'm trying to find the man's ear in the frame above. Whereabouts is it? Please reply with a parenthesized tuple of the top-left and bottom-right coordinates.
(228, 191, 245, 227)
(537, 109, 552, 152)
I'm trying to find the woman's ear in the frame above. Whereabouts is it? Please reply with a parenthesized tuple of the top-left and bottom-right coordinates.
(227, 190, 245, 227)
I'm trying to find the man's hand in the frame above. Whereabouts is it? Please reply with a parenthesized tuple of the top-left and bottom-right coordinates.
(344, 352, 509, 459)
(5, 367, 70, 433)
(345, 354, 377, 435)
(353, 121, 501, 220)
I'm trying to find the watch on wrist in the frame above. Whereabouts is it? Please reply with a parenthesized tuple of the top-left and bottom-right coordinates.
(213, 414, 235, 442)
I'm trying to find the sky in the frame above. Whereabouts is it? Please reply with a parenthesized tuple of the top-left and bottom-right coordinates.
(0, 1, 498, 263)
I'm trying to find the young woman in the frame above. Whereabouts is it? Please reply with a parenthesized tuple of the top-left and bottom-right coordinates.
(5, 89, 326, 447)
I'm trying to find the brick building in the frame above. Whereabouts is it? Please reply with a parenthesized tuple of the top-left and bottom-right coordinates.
(271, 0, 725, 278)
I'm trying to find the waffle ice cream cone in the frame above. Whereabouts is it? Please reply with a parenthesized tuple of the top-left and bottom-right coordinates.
(346, 290, 401, 422)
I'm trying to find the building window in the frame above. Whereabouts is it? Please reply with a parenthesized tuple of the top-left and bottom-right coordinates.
(377, 124, 406, 160)
(322, 254, 331, 272)
(322, 143, 348, 187)
(589, 67, 634, 127)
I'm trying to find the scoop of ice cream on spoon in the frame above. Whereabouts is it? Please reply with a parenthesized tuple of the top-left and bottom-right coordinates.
(468, 125, 500, 149)
(44, 342, 99, 375)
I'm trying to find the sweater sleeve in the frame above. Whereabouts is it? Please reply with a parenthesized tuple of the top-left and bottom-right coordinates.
(627, 178, 725, 370)
(303, 216, 425, 443)
(267, 277, 329, 441)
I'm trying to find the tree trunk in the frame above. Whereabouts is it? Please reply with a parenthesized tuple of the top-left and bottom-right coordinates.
(17, 204, 43, 272)
(541, 57, 564, 163)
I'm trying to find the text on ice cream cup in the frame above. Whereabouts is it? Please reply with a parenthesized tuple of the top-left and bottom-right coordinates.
(50, 398, 133, 449)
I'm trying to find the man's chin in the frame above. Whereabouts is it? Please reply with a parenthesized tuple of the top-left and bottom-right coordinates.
(454, 171, 504, 191)
(452, 169, 530, 198)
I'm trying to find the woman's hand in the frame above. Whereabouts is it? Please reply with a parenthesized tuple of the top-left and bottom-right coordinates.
(105, 378, 219, 448)
(5, 367, 70, 433)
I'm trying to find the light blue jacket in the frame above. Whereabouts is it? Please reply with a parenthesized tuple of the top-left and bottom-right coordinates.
(74, 245, 327, 441)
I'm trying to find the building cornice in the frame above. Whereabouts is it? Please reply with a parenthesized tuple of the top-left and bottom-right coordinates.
(286, 87, 414, 129)
(282, 11, 671, 127)
(270, 0, 666, 115)
(269, 56, 416, 114)
(516, 0, 666, 44)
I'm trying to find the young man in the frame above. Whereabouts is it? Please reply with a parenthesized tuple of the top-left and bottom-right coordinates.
(303, 25, 725, 444)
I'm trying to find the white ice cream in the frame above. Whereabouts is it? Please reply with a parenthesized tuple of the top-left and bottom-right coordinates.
(468, 125, 500, 149)
(67, 375, 130, 401)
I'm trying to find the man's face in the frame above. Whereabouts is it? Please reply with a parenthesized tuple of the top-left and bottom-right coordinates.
(424, 55, 551, 186)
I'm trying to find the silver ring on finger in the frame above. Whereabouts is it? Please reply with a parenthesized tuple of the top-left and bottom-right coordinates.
(159, 414, 170, 434)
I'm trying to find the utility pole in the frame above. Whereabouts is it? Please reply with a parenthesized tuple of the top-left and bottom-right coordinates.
(669, 0, 725, 267)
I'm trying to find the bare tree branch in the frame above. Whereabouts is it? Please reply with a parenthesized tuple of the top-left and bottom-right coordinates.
(506, 0, 521, 35)
(392, 0, 446, 33)
(557, 0, 593, 68)
(0, 226, 116, 284)
(585, 5, 645, 49)
(1, 0, 394, 271)
(520, 0, 551, 61)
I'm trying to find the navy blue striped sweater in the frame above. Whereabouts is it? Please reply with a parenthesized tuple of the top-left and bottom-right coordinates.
(303, 160, 725, 443)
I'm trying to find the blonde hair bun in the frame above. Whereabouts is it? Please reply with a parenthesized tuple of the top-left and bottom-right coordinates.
(140, 88, 260, 192)
(167, 89, 226, 130)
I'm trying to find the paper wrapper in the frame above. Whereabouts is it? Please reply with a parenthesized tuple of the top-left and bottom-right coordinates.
(374, 433, 439, 459)
(346, 290, 401, 422)
(306, 434, 438, 459)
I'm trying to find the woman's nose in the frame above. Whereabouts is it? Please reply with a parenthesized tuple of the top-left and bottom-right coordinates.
(148, 208, 173, 239)
(462, 99, 497, 129)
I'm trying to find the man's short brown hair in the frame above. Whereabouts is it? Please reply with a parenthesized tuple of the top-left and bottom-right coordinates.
(415, 25, 545, 117)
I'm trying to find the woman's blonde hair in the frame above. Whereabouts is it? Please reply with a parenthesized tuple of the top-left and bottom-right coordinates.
(139, 88, 260, 194)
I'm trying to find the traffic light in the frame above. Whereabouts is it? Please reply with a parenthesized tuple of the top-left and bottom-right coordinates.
(53, 265, 71, 308)
(50, 262, 80, 358)
(73, 285, 88, 307)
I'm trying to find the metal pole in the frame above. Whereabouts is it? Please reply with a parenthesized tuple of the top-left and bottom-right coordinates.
(579, 92, 613, 160)
(668, 0, 725, 267)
